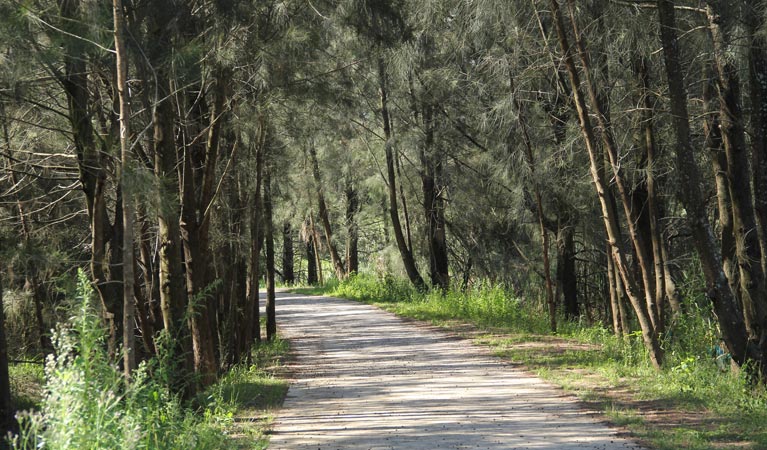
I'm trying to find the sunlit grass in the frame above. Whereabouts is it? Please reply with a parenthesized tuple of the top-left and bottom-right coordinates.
(290, 273, 767, 449)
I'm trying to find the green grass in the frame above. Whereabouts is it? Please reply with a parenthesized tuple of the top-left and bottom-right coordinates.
(8, 363, 44, 413)
(6, 271, 290, 450)
(290, 273, 767, 449)
(198, 338, 290, 450)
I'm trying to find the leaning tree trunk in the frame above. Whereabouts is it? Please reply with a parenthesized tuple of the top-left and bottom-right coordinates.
(550, 0, 663, 368)
(378, 56, 425, 289)
(656, 0, 761, 373)
(308, 145, 346, 280)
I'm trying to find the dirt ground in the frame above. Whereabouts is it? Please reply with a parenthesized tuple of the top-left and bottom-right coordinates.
(268, 293, 646, 450)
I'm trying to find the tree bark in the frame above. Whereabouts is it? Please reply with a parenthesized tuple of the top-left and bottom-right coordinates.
(510, 72, 556, 332)
(550, 0, 663, 367)
(113, 0, 135, 378)
(306, 218, 318, 285)
(345, 182, 360, 274)
(0, 273, 12, 430)
(378, 56, 425, 289)
(264, 167, 277, 341)
(283, 221, 295, 285)
(308, 145, 346, 280)
(705, 3, 767, 342)
(745, 0, 767, 280)
(550, 0, 662, 367)
(656, 0, 759, 372)
(59, 0, 122, 358)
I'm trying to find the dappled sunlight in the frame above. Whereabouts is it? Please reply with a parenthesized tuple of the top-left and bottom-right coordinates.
(270, 294, 644, 449)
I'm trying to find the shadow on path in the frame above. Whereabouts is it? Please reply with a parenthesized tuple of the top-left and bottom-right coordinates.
(269, 294, 644, 450)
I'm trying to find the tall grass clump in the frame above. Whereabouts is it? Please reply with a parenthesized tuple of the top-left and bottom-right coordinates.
(326, 273, 551, 332)
(7, 270, 227, 450)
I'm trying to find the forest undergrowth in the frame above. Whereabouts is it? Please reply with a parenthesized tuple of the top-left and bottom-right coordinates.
(3, 272, 288, 450)
(292, 273, 767, 450)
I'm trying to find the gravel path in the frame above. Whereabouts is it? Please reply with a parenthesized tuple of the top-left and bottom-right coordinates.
(269, 293, 645, 450)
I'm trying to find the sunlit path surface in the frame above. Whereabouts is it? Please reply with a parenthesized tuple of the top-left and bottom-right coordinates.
(269, 293, 644, 450)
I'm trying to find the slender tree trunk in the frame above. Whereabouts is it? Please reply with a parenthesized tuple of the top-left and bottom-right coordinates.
(566, 0, 661, 336)
(607, 246, 621, 336)
(305, 217, 318, 285)
(309, 214, 324, 285)
(345, 182, 359, 274)
(656, 0, 760, 372)
(510, 73, 556, 332)
(246, 117, 266, 351)
(703, 73, 738, 295)
(745, 0, 767, 280)
(264, 167, 276, 341)
(560, 225, 578, 319)
(550, 0, 662, 368)
(0, 273, 12, 430)
(308, 145, 346, 280)
(283, 222, 295, 285)
(60, 0, 122, 358)
(420, 104, 449, 290)
(114, 0, 135, 378)
(378, 56, 425, 289)
(634, 56, 670, 325)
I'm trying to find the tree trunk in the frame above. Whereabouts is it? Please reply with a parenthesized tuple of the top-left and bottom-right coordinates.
(113, 0, 135, 378)
(705, 3, 767, 342)
(420, 103, 449, 290)
(745, 0, 767, 280)
(345, 182, 359, 274)
(264, 167, 277, 341)
(60, 0, 122, 358)
(306, 218, 318, 285)
(656, 0, 760, 372)
(309, 214, 324, 285)
(551, 0, 663, 368)
(246, 116, 266, 351)
(560, 225, 578, 319)
(283, 221, 295, 285)
(607, 245, 621, 336)
(703, 72, 738, 296)
(634, 56, 671, 324)
(308, 145, 346, 280)
(0, 273, 12, 430)
(510, 73, 556, 332)
(378, 56, 425, 289)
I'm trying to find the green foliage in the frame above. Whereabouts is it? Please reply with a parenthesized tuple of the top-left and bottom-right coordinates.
(306, 273, 767, 449)
(6, 270, 228, 450)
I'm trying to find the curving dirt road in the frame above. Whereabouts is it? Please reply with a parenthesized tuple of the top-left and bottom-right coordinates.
(269, 293, 645, 450)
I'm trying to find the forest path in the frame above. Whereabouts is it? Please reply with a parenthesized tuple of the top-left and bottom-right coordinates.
(268, 293, 644, 450)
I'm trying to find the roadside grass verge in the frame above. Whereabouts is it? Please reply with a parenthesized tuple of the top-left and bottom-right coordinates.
(5, 272, 289, 450)
(290, 274, 767, 450)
